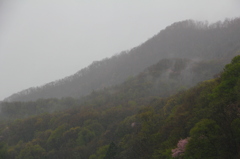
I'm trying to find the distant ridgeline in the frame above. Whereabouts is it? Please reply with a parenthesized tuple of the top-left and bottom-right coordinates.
(4, 17, 240, 102)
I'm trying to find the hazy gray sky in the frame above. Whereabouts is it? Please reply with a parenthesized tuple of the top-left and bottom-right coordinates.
(0, 0, 239, 100)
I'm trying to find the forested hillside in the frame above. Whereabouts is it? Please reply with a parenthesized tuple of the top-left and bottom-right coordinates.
(0, 57, 225, 120)
(0, 18, 240, 159)
(5, 18, 240, 102)
(0, 55, 239, 158)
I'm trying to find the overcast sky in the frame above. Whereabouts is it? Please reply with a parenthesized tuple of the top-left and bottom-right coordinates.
(0, 0, 239, 100)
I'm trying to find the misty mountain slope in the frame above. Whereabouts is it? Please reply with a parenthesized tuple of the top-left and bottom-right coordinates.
(5, 18, 240, 102)
(0, 57, 225, 120)
(108, 57, 225, 101)
(1, 56, 240, 159)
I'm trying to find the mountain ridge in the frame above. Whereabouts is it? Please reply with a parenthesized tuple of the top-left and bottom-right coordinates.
(5, 18, 240, 102)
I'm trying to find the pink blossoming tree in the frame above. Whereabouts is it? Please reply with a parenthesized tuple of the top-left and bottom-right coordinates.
(171, 138, 189, 158)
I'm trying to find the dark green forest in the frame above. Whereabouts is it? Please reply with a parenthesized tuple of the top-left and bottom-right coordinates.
(0, 18, 240, 159)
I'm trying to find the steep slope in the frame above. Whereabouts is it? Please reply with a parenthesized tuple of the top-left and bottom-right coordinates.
(0, 55, 240, 159)
(5, 18, 240, 102)
(0, 57, 225, 120)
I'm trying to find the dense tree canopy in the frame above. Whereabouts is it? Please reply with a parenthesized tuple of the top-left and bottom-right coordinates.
(0, 55, 239, 158)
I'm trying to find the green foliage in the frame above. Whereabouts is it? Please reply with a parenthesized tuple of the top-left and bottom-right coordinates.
(231, 118, 240, 143)
(17, 144, 46, 159)
(76, 128, 96, 146)
(184, 119, 221, 159)
(62, 126, 80, 143)
(47, 124, 67, 149)
(89, 145, 109, 159)
(0, 143, 8, 159)
(213, 55, 240, 101)
(104, 142, 118, 159)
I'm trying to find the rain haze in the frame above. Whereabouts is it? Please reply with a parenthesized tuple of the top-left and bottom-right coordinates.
(0, 0, 239, 100)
